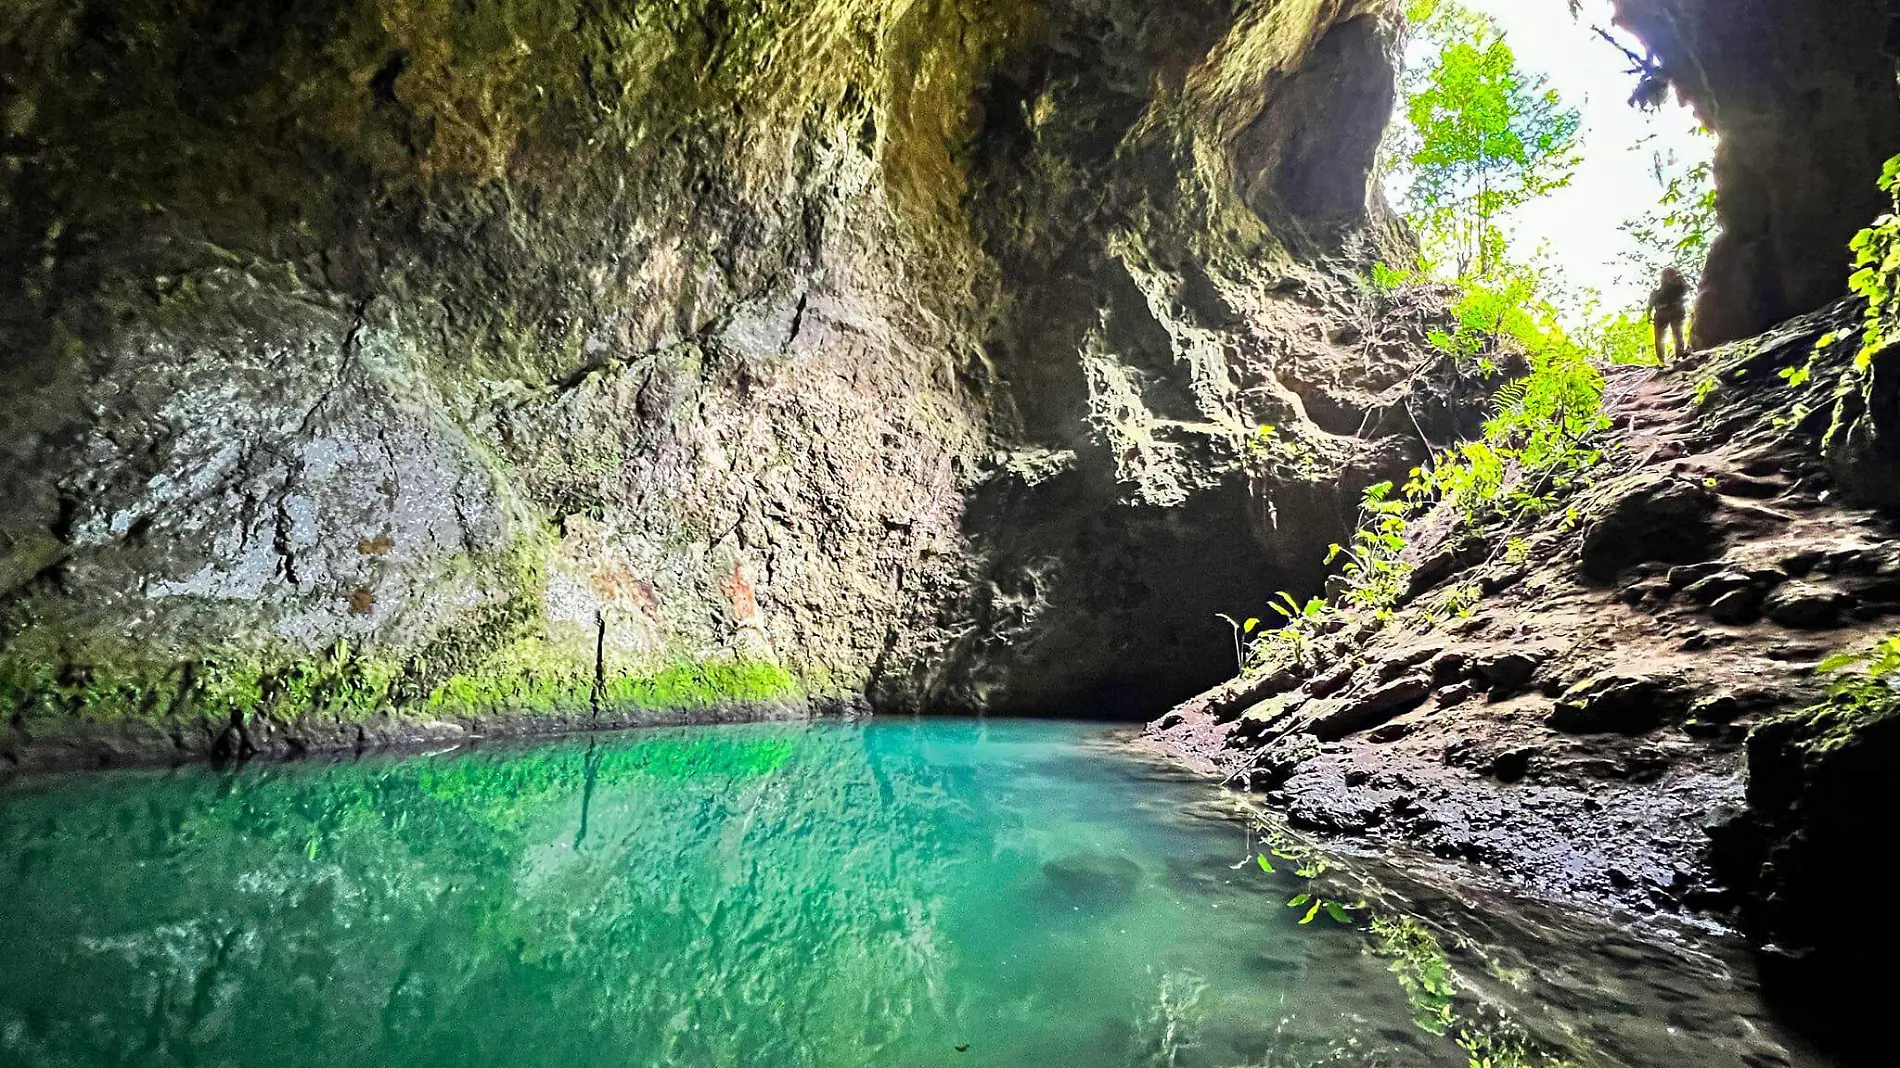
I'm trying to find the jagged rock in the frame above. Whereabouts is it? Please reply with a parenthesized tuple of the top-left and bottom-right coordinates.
(1436, 680, 1481, 707)
(1618, 578, 1673, 607)
(1666, 562, 1727, 589)
(1716, 693, 1900, 1048)
(1227, 691, 1307, 745)
(1824, 343, 1900, 506)
(1489, 747, 1536, 784)
(1474, 650, 1545, 694)
(2, 0, 1492, 745)
(1310, 675, 1433, 741)
(1708, 588, 1766, 624)
(1547, 672, 1693, 735)
(1681, 571, 1761, 603)
(1428, 650, 1469, 684)
(1762, 582, 1847, 629)
(1172, 667, 1304, 725)
(1305, 661, 1357, 700)
(1577, 473, 1721, 582)
(1374, 645, 1443, 683)
(1246, 733, 1323, 790)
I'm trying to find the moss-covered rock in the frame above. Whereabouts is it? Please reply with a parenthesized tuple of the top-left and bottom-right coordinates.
(3, 0, 1471, 758)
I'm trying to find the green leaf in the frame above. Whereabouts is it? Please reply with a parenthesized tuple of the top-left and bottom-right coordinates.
(1286, 892, 1311, 908)
(1300, 901, 1323, 925)
(1257, 854, 1274, 874)
(1324, 901, 1354, 924)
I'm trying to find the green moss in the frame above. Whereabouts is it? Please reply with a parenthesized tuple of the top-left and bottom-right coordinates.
(422, 643, 801, 720)
(2, 641, 802, 731)
(1771, 697, 1898, 760)
(605, 659, 801, 708)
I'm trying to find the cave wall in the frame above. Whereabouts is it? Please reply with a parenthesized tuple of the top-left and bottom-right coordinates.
(1611, 0, 1900, 347)
(0, 0, 1465, 744)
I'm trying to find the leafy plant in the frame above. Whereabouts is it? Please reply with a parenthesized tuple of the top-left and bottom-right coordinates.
(1255, 836, 1361, 926)
(1236, 593, 1334, 675)
(1848, 154, 1900, 372)
(1217, 613, 1262, 675)
(1819, 635, 1900, 706)
(1393, 2, 1583, 277)
(1327, 481, 1417, 616)
(1370, 915, 1458, 1034)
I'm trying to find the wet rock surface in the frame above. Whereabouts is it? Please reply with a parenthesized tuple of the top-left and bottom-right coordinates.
(1149, 301, 1900, 992)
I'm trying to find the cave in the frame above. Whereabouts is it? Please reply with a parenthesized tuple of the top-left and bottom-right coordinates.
(3, 1, 1899, 1065)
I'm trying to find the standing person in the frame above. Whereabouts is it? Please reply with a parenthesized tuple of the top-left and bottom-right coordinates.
(1649, 266, 1692, 366)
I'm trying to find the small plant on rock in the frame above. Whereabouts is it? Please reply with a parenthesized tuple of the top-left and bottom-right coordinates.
(1848, 154, 1900, 372)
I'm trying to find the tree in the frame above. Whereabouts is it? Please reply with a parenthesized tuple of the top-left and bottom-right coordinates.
(1392, 3, 1583, 278)
(1618, 130, 1719, 287)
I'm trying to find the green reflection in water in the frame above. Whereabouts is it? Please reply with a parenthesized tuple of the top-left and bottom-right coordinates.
(0, 720, 1452, 1068)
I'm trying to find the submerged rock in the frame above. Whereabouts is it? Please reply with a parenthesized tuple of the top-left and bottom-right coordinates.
(1040, 853, 1144, 909)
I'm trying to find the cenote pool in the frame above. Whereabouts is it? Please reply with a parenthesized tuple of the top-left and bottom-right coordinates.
(0, 719, 1829, 1068)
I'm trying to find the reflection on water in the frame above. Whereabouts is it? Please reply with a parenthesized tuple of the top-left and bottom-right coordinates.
(0, 719, 1835, 1068)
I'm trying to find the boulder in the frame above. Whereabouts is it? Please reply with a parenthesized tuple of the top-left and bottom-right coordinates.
(1576, 473, 1720, 582)
(1708, 588, 1766, 624)
(1547, 672, 1693, 735)
(1474, 650, 1545, 694)
(1762, 582, 1847, 629)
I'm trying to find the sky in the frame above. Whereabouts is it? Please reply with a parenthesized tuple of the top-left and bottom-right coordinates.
(1393, 0, 1714, 310)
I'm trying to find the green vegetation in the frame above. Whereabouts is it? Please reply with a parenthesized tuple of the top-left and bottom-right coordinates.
(1370, 915, 1458, 1034)
(0, 642, 799, 728)
(1254, 833, 1362, 926)
(1224, 1, 1689, 658)
(1848, 155, 1900, 371)
(1620, 146, 1719, 289)
(1365, 914, 1575, 1068)
(1394, 2, 1582, 277)
(1773, 634, 1900, 756)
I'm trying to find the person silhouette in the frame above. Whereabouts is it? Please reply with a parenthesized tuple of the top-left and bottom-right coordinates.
(1649, 266, 1692, 366)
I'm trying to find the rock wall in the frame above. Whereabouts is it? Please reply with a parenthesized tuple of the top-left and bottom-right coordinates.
(1611, 0, 1900, 347)
(1, 0, 1475, 756)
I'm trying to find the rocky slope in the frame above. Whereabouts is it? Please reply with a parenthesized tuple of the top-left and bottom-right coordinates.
(1148, 301, 1900, 1061)
(2, 0, 1500, 766)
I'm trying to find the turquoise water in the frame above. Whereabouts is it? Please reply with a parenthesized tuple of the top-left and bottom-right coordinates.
(0, 719, 1459, 1068)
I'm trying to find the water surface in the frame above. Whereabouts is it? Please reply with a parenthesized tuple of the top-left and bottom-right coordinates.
(0, 719, 1829, 1068)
